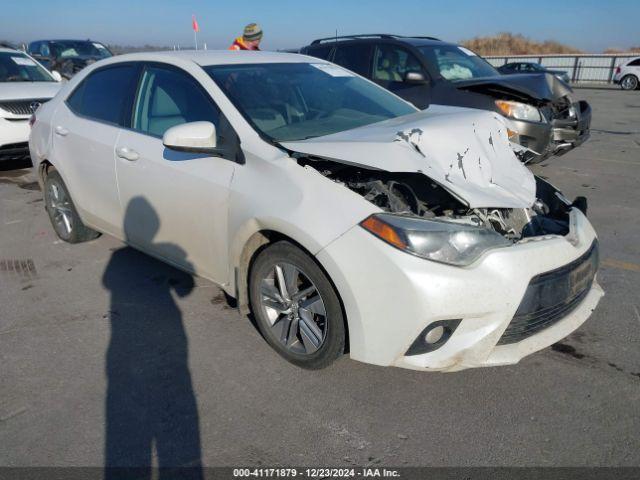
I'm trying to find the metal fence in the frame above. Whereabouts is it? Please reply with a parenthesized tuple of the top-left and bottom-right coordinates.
(484, 54, 639, 84)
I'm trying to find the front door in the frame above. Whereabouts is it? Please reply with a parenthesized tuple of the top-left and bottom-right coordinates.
(371, 44, 431, 109)
(114, 64, 235, 283)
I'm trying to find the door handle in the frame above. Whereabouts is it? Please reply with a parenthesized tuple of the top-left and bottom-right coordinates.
(116, 147, 139, 162)
(54, 126, 69, 137)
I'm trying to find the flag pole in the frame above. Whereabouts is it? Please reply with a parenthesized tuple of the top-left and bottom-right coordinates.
(194, 29, 198, 50)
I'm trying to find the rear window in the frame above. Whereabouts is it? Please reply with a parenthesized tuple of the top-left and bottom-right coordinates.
(332, 44, 373, 77)
(304, 45, 333, 60)
(66, 65, 138, 126)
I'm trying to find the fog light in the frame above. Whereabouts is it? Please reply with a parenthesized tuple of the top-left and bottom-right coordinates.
(425, 325, 445, 344)
(405, 319, 462, 356)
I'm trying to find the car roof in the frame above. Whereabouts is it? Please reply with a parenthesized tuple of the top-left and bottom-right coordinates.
(108, 50, 323, 67)
(30, 39, 106, 43)
(307, 34, 455, 48)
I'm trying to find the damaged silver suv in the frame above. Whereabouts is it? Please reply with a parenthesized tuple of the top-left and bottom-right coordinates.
(301, 34, 591, 164)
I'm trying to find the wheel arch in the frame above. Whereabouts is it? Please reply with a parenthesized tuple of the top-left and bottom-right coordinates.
(37, 159, 55, 187)
(621, 73, 639, 90)
(233, 228, 350, 353)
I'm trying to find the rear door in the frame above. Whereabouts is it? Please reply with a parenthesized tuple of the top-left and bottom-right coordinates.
(114, 63, 235, 282)
(371, 44, 430, 109)
(53, 63, 139, 236)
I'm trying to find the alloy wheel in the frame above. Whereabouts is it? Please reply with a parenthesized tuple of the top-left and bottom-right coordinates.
(259, 262, 327, 355)
(46, 181, 73, 237)
(621, 75, 638, 90)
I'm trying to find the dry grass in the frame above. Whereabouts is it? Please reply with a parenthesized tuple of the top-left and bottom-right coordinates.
(603, 47, 640, 54)
(461, 32, 582, 56)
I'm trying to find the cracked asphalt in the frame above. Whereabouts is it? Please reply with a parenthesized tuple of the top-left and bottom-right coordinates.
(1, 88, 639, 468)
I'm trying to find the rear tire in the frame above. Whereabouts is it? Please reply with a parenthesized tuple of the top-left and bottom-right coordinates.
(248, 241, 345, 369)
(620, 74, 638, 90)
(44, 169, 100, 243)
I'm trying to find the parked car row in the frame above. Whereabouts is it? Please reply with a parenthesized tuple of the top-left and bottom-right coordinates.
(27, 39, 113, 79)
(0, 40, 114, 164)
(0, 46, 62, 163)
(6, 34, 638, 167)
(28, 50, 603, 371)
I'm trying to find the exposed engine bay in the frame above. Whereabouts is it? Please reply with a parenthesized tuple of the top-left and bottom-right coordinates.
(299, 157, 574, 241)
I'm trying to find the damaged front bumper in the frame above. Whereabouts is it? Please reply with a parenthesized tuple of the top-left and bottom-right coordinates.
(516, 100, 591, 164)
(316, 208, 603, 372)
(551, 100, 591, 157)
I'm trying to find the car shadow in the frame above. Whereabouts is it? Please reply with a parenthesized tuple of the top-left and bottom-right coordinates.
(0, 157, 32, 172)
(103, 197, 203, 479)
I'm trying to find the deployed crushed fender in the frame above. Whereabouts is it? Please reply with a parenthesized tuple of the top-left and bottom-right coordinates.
(282, 106, 536, 209)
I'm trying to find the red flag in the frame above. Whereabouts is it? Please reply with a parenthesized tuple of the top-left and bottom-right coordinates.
(192, 15, 199, 32)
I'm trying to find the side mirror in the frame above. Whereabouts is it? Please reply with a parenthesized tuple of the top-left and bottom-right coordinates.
(50, 70, 62, 82)
(163, 121, 219, 154)
(404, 71, 427, 84)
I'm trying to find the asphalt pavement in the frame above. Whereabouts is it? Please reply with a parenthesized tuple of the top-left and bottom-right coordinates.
(1, 88, 639, 468)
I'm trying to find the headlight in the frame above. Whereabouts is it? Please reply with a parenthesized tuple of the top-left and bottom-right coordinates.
(360, 214, 512, 267)
(495, 100, 543, 122)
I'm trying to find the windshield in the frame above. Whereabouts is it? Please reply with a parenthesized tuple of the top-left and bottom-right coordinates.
(418, 45, 500, 81)
(51, 41, 112, 59)
(205, 62, 417, 142)
(0, 52, 54, 82)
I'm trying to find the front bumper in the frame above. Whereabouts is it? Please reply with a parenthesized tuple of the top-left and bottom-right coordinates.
(551, 100, 591, 157)
(508, 117, 554, 160)
(0, 116, 31, 161)
(317, 208, 603, 371)
(509, 100, 591, 164)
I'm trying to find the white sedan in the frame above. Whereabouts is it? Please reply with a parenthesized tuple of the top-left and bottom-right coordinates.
(613, 56, 640, 90)
(29, 51, 603, 371)
(0, 47, 61, 163)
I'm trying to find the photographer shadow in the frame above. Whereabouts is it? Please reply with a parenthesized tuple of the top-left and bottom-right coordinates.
(103, 197, 203, 479)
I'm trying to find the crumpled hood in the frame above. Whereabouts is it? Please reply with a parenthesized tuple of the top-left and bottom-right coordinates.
(455, 72, 574, 104)
(282, 106, 536, 209)
(0, 82, 61, 102)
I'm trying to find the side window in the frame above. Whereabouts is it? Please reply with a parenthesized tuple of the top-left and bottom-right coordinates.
(332, 44, 373, 77)
(40, 43, 50, 57)
(28, 42, 39, 55)
(132, 66, 220, 137)
(304, 45, 333, 60)
(66, 64, 139, 126)
(629, 58, 640, 67)
(372, 45, 424, 82)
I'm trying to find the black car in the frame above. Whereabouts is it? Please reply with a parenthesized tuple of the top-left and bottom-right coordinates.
(300, 34, 590, 163)
(27, 39, 112, 79)
(498, 62, 571, 84)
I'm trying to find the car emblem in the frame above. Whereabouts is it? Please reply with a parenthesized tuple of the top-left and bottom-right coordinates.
(29, 101, 41, 113)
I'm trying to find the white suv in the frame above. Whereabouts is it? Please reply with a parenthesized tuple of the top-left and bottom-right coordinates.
(29, 51, 603, 371)
(613, 56, 640, 90)
(0, 47, 61, 163)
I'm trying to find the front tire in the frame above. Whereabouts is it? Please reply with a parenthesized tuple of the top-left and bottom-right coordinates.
(249, 241, 345, 369)
(620, 74, 638, 90)
(44, 169, 100, 243)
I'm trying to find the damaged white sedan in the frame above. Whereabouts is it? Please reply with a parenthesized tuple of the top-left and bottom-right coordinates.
(29, 51, 603, 371)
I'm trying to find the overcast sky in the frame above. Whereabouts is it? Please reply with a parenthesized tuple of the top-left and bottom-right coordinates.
(2, 0, 638, 52)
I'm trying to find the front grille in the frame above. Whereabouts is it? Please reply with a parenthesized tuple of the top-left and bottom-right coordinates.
(0, 142, 30, 161)
(498, 241, 599, 345)
(0, 98, 49, 116)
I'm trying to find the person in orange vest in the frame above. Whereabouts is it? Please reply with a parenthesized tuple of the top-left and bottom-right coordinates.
(229, 23, 263, 51)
